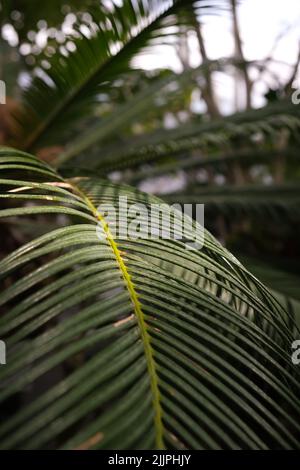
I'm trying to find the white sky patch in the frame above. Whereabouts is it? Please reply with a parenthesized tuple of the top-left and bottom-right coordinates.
(239, 0, 300, 62)
(135, 0, 300, 111)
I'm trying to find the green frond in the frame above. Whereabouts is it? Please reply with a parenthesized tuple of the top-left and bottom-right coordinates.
(1, 147, 300, 449)
(63, 102, 300, 174)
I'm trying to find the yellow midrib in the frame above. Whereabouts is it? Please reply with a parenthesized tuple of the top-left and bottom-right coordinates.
(71, 181, 164, 449)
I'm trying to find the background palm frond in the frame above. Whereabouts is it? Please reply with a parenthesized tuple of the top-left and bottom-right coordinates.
(11, 0, 217, 151)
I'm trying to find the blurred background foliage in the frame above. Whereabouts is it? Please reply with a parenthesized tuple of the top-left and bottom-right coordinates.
(0, 0, 300, 318)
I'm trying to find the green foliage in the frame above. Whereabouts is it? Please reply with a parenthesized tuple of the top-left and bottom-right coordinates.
(1, 0, 300, 450)
(11, 0, 190, 149)
(1, 148, 300, 449)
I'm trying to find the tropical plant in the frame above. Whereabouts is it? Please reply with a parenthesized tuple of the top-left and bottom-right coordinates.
(0, 0, 300, 450)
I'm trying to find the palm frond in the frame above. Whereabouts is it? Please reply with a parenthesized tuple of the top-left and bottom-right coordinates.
(55, 66, 199, 166)
(236, 254, 300, 302)
(0, 147, 300, 449)
(236, 254, 300, 335)
(64, 102, 300, 174)
(12, 0, 211, 151)
(163, 184, 300, 222)
(125, 148, 299, 185)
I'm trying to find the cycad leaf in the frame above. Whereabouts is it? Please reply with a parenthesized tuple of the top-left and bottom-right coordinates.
(12, 0, 193, 151)
(235, 254, 300, 331)
(0, 147, 300, 449)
